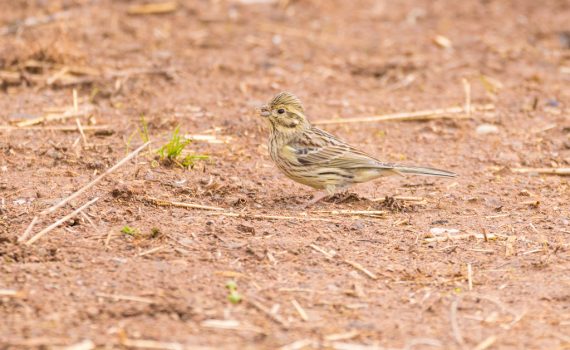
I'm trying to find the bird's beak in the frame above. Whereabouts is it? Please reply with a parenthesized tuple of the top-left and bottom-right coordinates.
(259, 105, 270, 117)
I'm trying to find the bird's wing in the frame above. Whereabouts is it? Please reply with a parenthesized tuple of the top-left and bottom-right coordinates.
(290, 127, 396, 169)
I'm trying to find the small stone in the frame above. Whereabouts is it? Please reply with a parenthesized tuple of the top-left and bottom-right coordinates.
(476, 124, 499, 135)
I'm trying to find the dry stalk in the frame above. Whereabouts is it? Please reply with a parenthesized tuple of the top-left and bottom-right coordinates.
(41, 141, 150, 216)
(16, 107, 93, 127)
(72, 89, 88, 145)
(18, 216, 38, 242)
(26, 197, 99, 245)
(343, 259, 378, 280)
(210, 212, 341, 223)
(247, 298, 289, 328)
(0, 125, 110, 131)
(511, 167, 570, 176)
(137, 245, 167, 257)
(425, 233, 498, 242)
(473, 335, 497, 350)
(313, 104, 495, 125)
(309, 244, 378, 280)
(120, 338, 184, 350)
(200, 319, 265, 334)
(291, 299, 309, 321)
(450, 298, 464, 345)
(145, 196, 224, 211)
(96, 293, 155, 304)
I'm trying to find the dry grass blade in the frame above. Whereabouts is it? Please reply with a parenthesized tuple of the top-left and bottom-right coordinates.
(0, 125, 110, 131)
(313, 104, 495, 125)
(16, 107, 93, 127)
(370, 196, 425, 202)
(41, 141, 150, 216)
(247, 298, 289, 328)
(0, 289, 23, 297)
(314, 209, 386, 218)
(324, 331, 360, 342)
(343, 259, 378, 280)
(279, 339, 316, 350)
(127, 2, 178, 15)
(210, 212, 341, 222)
(96, 293, 155, 304)
(511, 167, 570, 176)
(18, 216, 38, 242)
(60, 339, 95, 350)
(200, 319, 265, 333)
(425, 233, 498, 242)
(473, 335, 497, 350)
(137, 245, 167, 257)
(291, 299, 309, 321)
(26, 197, 99, 245)
(145, 197, 224, 211)
(72, 89, 88, 145)
(309, 244, 336, 259)
(120, 338, 184, 350)
(450, 298, 464, 345)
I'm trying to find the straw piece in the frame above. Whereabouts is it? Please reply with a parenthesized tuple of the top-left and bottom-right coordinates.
(0, 125, 110, 131)
(511, 167, 570, 176)
(313, 104, 495, 125)
(145, 197, 224, 211)
(26, 197, 99, 245)
(41, 141, 150, 216)
(96, 292, 155, 304)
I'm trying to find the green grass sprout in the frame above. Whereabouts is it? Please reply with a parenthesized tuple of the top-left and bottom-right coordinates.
(225, 280, 242, 304)
(157, 126, 209, 168)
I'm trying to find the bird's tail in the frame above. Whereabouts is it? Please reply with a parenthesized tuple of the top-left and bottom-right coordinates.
(393, 165, 457, 178)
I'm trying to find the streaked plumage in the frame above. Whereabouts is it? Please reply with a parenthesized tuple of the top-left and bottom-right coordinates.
(260, 92, 457, 201)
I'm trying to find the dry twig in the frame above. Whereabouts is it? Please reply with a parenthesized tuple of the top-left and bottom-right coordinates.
(26, 197, 99, 245)
(127, 2, 178, 15)
(120, 338, 184, 350)
(0, 125, 110, 132)
(41, 141, 150, 216)
(145, 197, 224, 211)
(96, 293, 154, 304)
(450, 298, 464, 345)
(291, 299, 309, 321)
(511, 167, 570, 176)
(247, 298, 289, 328)
(313, 104, 495, 125)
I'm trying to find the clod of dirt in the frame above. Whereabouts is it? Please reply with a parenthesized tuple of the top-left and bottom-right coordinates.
(237, 224, 255, 234)
(111, 185, 134, 199)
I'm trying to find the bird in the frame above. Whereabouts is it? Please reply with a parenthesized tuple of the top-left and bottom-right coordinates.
(259, 91, 457, 205)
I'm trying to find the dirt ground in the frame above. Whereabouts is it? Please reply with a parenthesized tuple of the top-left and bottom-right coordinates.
(1, 0, 570, 349)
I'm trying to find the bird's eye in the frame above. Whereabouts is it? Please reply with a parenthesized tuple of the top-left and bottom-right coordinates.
(277, 108, 286, 114)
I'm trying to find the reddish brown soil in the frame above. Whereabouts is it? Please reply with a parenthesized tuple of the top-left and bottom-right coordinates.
(1, 1, 570, 349)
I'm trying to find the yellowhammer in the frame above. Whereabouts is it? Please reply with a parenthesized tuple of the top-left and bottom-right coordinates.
(260, 92, 457, 205)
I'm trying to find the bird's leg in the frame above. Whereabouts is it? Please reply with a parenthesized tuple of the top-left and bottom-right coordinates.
(303, 185, 337, 208)
(304, 191, 330, 207)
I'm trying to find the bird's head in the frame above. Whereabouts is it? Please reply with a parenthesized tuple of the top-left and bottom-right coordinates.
(260, 92, 310, 134)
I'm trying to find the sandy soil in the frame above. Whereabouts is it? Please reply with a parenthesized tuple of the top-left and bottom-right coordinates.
(1, 0, 570, 349)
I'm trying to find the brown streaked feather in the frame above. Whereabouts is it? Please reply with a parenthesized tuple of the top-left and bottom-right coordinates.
(291, 127, 398, 170)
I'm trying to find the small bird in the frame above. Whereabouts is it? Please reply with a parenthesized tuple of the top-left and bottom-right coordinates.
(260, 92, 457, 205)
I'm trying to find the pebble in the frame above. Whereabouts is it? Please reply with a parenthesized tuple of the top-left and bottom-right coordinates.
(476, 124, 499, 135)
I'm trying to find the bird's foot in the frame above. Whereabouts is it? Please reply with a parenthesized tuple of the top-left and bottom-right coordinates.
(302, 191, 330, 208)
